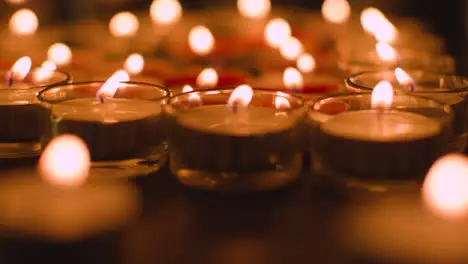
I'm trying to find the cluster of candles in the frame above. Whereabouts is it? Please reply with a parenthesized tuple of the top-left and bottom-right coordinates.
(1, 0, 468, 262)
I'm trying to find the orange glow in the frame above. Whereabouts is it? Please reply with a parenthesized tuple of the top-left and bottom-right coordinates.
(184, 85, 200, 104)
(124, 53, 145, 75)
(237, 0, 271, 19)
(228, 84, 254, 108)
(321, 0, 351, 24)
(275, 93, 291, 110)
(196, 68, 218, 88)
(264, 18, 291, 48)
(150, 0, 182, 25)
(47, 43, 72, 67)
(32, 67, 53, 83)
(296, 53, 316, 73)
(109, 12, 139, 37)
(96, 70, 130, 100)
(360, 7, 396, 43)
(10, 56, 32, 81)
(39, 134, 90, 188)
(283, 67, 304, 90)
(9, 8, 38, 36)
(376, 42, 396, 62)
(423, 154, 468, 219)
(188, 25, 215, 56)
(41, 61, 57, 72)
(371, 80, 393, 111)
(394, 67, 414, 87)
(280, 37, 303, 61)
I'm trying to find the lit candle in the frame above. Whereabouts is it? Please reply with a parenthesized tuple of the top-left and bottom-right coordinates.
(38, 72, 170, 177)
(166, 86, 305, 193)
(308, 81, 450, 180)
(0, 134, 139, 241)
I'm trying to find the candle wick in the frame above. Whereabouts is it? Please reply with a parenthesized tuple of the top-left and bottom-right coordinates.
(4, 71, 13, 88)
(98, 96, 105, 104)
(232, 101, 239, 113)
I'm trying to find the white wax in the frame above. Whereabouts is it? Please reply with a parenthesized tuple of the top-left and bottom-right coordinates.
(0, 175, 139, 241)
(322, 110, 441, 142)
(178, 105, 294, 136)
(52, 98, 161, 123)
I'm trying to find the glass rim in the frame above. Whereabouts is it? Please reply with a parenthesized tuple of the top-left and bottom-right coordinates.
(0, 67, 70, 92)
(37, 80, 171, 104)
(346, 70, 468, 94)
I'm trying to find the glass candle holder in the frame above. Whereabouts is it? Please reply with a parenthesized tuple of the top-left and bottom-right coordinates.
(165, 88, 306, 193)
(346, 70, 468, 152)
(0, 68, 69, 158)
(308, 93, 452, 191)
(338, 48, 455, 75)
(37, 82, 170, 178)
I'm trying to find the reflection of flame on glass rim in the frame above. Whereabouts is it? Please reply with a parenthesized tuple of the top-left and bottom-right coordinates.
(275, 92, 291, 110)
(321, 0, 351, 24)
(188, 25, 215, 56)
(150, 0, 182, 25)
(264, 18, 291, 49)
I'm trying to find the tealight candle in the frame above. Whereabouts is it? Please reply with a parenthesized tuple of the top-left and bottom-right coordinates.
(165, 86, 305, 193)
(37, 73, 170, 178)
(0, 57, 69, 158)
(0, 134, 139, 242)
(308, 82, 452, 186)
(346, 69, 468, 152)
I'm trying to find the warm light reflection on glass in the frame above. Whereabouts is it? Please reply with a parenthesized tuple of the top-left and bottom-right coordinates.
(124, 53, 145, 75)
(275, 94, 291, 110)
(423, 154, 468, 220)
(47, 43, 72, 67)
(296, 53, 316, 73)
(196, 68, 218, 88)
(264, 18, 291, 49)
(228, 84, 254, 107)
(9, 8, 38, 36)
(150, 0, 182, 25)
(371, 80, 393, 111)
(321, 0, 351, 24)
(283, 67, 304, 90)
(360, 7, 396, 43)
(39, 134, 90, 188)
(280, 37, 303, 61)
(109, 12, 139, 37)
(188, 25, 215, 56)
(96, 70, 130, 100)
(376, 42, 397, 62)
(237, 0, 271, 19)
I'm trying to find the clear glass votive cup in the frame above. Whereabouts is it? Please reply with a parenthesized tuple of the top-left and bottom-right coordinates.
(0, 68, 69, 158)
(338, 48, 455, 75)
(37, 81, 170, 178)
(165, 88, 306, 193)
(307, 92, 453, 192)
(346, 70, 468, 152)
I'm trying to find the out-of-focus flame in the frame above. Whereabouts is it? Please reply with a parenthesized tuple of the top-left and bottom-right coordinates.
(96, 70, 130, 100)
(182, 84, 194, 93)
(275, 93, 291, 110)
(196, 68, 218, 88)
(376, 42, 396, 62)
(283, 67, 304, 90)
(6, 0, 26, 4)
(237, 0, 271, 19)
(321, 0, 351, 24)
(264, 18, 291, 49)
(32, 67, 53, 83)
(188, 25, 215, 56)
(9, 56, 32, 81)
(228, 84, 254, 108)
(423, 154, 468, 220)
(124, 53, 145, 75)
(9, 8, 38, 36)
(394, 67, 414, 87)
(150, 0, 182, 25)
(183, 85, 200, 104)
(47, 43, 72, 67)
(296, 53, 316, 73)
(371, 80, 393, 111)
(41, 61, 57, 72)
(39, 134, 90, 188)
(280, 37, 303, 61)
(109, 12, 139, 37)
(360, 7, 396, 43)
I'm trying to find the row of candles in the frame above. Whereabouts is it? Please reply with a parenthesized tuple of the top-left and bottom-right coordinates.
(1, 1, 468, 263)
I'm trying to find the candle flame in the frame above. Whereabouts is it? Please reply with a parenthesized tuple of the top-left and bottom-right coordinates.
(188, 25, 215, 56)
(423, 154, 468, 220)
(182, 84, 194, 93)
(283, 67, 304, 90)
(196, 68, 218, 88)
(150, 0, 182, 25)
(264, 18, 291, 48)
(41, 60, 57, 72)
(228, 84, 254, 108)
(360, 7, 396, 43)
(237, 0, 271, 19)
(96, 70, 130, 100)
(9, 56, 32, 82)
(124, 53, 145, 75)
(297, 53, 316, 73)
(275, 93, 291, 110)
(32, 68, 53, 83)
(376, 42, 396, 62)
(371, 80, 393, 111)
(394, 67, 414, 87)
(109, 12, 139, 37)
(9, 8, 38, 36)
(280, 37, 303, 61)
(47, 43, 72, 67)
(321, 0, 351, 24)
(39, 134, 90, 188)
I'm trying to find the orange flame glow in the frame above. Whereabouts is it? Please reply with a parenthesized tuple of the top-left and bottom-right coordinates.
(196, 68, 218, 88)
(188, 25, 215, 56)
(275, 92, 291, 110)
(376, 42, 397, 62)
(280, 37, 303, 61)
(264, 18, 291, 48)
(321, 0, 351, 24)
(371, 80, 393, 111)
(10, 56, 32, 81)
(228, 84, 253, 108)
(297, 53, 316, 73)
(283, 67, 304, 90)
(9, 8, 38, 36)
(109, 12, 139, 37)
(96, 70, 130, 100)
(394, 67, 414, 87)
(360, 7, 396, 43)
(47, 43, 72, 67)
(237, 0, 271, 19)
